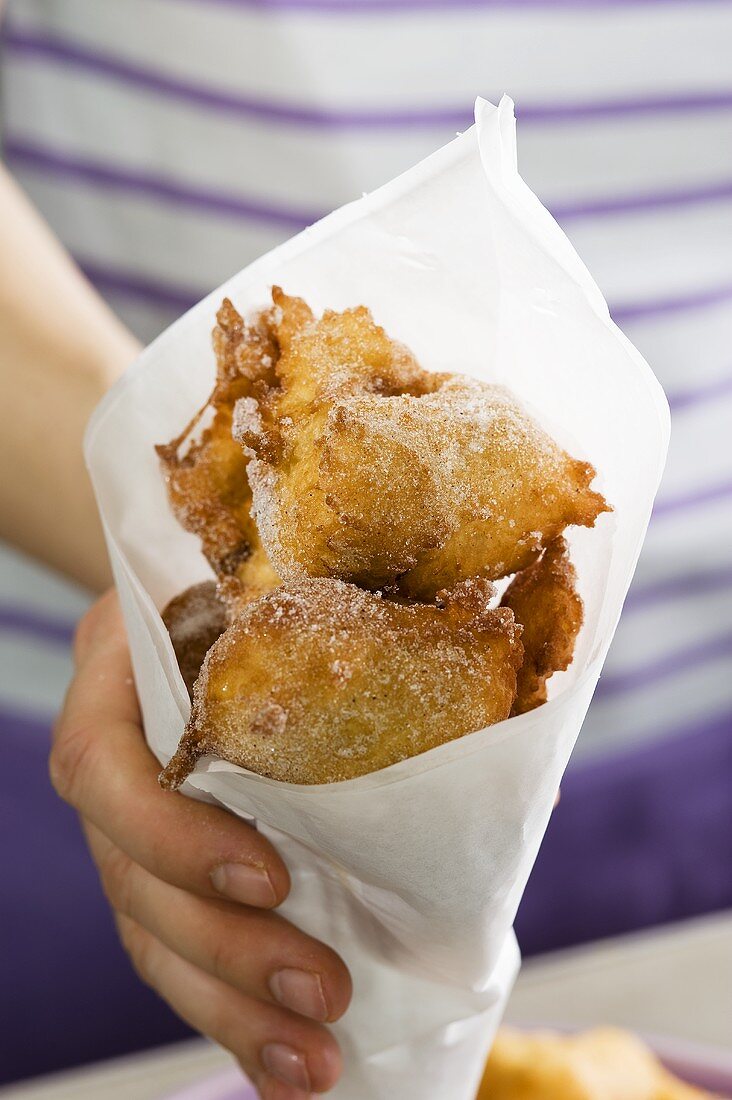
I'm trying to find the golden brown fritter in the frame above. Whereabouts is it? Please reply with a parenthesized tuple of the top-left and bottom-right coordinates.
(502, 537, 584, 715)
(236, 289, 609, 600)
(156, 290, 608, 787)
(214, 545, 282, 619)
(156, 298, 281, 605)
(159, 577, 523, 788)
(161, 582, 229, 698)
(478, 1028, 711, 1100)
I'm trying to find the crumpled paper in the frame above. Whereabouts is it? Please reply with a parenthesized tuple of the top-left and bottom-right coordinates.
(85, 97, 669, 1099)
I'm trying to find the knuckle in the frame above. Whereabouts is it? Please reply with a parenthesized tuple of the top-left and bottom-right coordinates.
(209, 1004, 258, 1072)
(208, 930, 237, 986)
(99, 845, 137, 916)
(206, 995, 237, 1047)
(118, 918, 156, 989)
(49, 721, 98, 805)
(73, 599, 108, 664)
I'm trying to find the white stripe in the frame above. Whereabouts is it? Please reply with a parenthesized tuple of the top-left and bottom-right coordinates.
(564, 203, 732, 306)
(9, 0, 732, 105)
(578, 656, 732, 759)
(2, 59, 419, 212)
(13, 146, 732, 338)
(593, 585, 732, 673)
(104, 296, 185, 346)
(13, 172, 286, 292)
(622, 301, 732, 393)
(0, 543, 89, 619)
(520, 113, 732, 210)
(5, 59, 732, 218)
(6, 61, 731, 319)
(656, 395, 732, 498)
(643, 499, 732, 574)
(0, 634, 74, 717)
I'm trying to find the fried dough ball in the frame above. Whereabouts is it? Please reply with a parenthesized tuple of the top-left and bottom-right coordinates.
(502, 536, 584, 715)
(234, 289, 448, 592)
(156, 299, 281, 606)
(478, 1028, 711, 1100)
(236, 289, 609, 600)
(161, 582, 229, 698)
(159, 577, 523, 788)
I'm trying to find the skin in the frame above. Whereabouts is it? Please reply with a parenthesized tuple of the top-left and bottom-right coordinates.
(53, 593, 351, 1097)
(0, 162, 139, 590)
(0, 134, 352, 1092)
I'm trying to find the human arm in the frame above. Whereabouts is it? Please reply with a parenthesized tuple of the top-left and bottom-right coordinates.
(0, 161, 140, 589)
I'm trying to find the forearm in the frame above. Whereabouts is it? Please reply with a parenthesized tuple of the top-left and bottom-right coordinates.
(0, 163, 141, 591)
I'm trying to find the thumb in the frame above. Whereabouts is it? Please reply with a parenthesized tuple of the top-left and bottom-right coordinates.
(74, 588, 127, 667)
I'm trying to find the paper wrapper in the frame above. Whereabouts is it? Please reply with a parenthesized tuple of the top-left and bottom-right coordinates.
(85, 98, 669, 1099)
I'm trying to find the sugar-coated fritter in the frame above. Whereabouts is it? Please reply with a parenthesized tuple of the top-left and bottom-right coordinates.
(156, 299, 280, 606)
(236, 289, 609, 600)
(502, 537, 584, 715)
(159, 577, 523, 788)
(478, 1028, 711, 1100)
(161, 581, 229, 698)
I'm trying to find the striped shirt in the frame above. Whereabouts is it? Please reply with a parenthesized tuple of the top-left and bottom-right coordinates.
(1, 0, 731, 761)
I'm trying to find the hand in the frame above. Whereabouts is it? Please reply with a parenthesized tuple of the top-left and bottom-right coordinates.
(51, 591, 352, 1099)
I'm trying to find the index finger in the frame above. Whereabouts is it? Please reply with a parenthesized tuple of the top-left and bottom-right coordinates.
(51, 591, 290, 908)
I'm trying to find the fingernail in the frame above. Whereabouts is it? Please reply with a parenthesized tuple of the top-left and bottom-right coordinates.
(261, 1044, 310, 1091)
(269, 968, 328, 1022)
(211, 863, 277, 907)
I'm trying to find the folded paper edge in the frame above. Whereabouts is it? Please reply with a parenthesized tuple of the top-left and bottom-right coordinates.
(475, 95, 671, 456)
(84, 97, 671, 801)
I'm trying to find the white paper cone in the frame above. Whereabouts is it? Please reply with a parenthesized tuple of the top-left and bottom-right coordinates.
(85, 97, 669, 1100)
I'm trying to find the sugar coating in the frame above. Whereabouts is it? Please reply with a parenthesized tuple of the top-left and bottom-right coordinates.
(479, 1028, 681, 1100)
(157, 288, 607, 788)
(155, 298, 281, 606)
(502, 536, 584, 715)
(159, 577, 523, 787)
(161, 581, 229, 699)
(235, 289, 609, 600)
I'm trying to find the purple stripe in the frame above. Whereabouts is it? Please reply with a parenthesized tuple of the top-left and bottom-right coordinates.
(625, 566, 732, 611)
(0, 606, 76, 647)
(553, 180, 732, 221)
(4, 139, 320, 230)
(163, 0, 732, 10)
(668, 372, 732, 412)
(11, 138, 732, 234)
(72, 249, 732, 352)
(2, 27, 472, 127)
(595, 630, 732, 699)
(6, 27, 732, 129)
(85, 258, 732, 325)
(659, 1053, 732, 1099)
(613, 282, 732, 322)
(0, 700, 54, 736)
(652, 477, 732, 517)
(78, 258, 202, 313)
(522, 92, 732, 123)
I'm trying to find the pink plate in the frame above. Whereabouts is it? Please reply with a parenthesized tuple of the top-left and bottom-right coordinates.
(163, 1036, 732, 1099)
